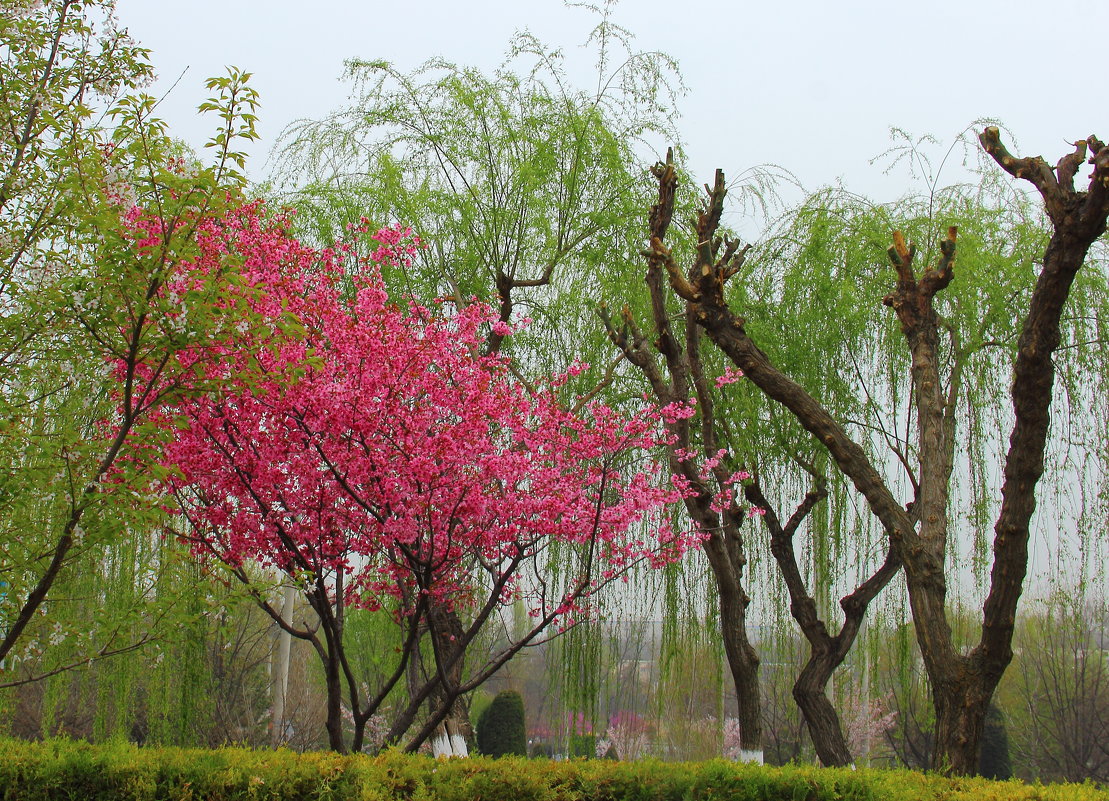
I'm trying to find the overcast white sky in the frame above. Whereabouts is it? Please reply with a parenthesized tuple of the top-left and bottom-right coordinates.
(118, 0, 1108, 210)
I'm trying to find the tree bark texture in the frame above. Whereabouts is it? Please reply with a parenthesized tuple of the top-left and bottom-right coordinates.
(427, 603, 472, 754)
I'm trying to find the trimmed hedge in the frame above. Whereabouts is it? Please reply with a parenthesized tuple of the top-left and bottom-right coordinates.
(0, 737, 1105, 801)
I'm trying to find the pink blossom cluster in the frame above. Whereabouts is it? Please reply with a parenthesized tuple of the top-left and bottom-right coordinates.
(714, 367, 745, 388)
(723, 717, 744, 760)
(843, 694, 897, 759)
(566, 710, 593, 735)
(146, 204, 692, 621)
(603, 710, 653, 759)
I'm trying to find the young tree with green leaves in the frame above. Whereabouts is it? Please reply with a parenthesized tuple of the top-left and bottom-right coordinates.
(0, 0, 265, 676)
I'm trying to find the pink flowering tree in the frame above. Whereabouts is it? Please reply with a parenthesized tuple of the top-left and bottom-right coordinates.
(153, 216, 691, 753)
(602, 710, 653, 759)
(843, 693, 897, 764)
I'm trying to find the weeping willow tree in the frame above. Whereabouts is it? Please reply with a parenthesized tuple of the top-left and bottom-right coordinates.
(632, 128, 1109, 774)
(0, 0, 270, 697)
(270, 4, 686, 388)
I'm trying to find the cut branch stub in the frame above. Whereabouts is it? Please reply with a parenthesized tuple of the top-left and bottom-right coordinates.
(1055, 139, 1088, 191)
(649, 148, 677, 240)
(890, 230, 912, 268)
(920, 227, 957, 296)
(881, 228, 957, 337)
(884, 230, 918, 303)
(699, 169, 727, 242)
(1081, 135, 1109, 235)
(723, 242, 752, 281)
(979, 126, 1058, 194)
(654, 237, 699, 301)
(981, 126, 1108, 241)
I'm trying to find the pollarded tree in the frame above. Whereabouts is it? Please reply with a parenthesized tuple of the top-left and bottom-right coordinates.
(683, 130, 1098, 769)
(153, 217, 691, 753)
(602, 156, 901, 766)
(633, 130, 1109, 773)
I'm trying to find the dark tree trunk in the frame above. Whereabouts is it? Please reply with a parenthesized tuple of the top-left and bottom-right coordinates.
(793, 658, 852, 766)
(322, 644, 346, 752)
(704, 533, 763, 754)
(746, 473, 901, 766)
(307, 583, 349, 754)
(600, 178, 764, 757)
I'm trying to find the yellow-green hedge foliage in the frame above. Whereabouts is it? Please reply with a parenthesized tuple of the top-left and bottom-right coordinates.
(0, 738, 1104, 801)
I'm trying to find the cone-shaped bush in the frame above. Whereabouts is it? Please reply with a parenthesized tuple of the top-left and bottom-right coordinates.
(476, 690, 527, 757)
(978, 704, 1012, 780)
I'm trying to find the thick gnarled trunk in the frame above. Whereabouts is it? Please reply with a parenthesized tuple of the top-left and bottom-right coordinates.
(743, 475, 901, 767)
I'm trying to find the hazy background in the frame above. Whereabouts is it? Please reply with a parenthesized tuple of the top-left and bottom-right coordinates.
(117, 0, 1108, 203)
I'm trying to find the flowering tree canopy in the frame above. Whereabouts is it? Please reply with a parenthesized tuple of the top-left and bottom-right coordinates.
(148, 208, 693, 751)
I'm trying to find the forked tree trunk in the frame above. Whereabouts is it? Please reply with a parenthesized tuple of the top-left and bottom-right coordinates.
(744, 477, 900, 767)
(793, 659, 852, 766)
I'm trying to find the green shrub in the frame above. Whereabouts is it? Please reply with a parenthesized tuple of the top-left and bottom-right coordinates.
(476, 690, 527, 757)
(570, 733, 597, 759)
(0, 737, 1107, 801)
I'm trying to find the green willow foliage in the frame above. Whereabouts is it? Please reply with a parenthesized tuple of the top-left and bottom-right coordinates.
(0, 0, 284, 747)
(716, 137, 1109, 652)
(0, 0, 156, 653)
(270, 8, 685, 388)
